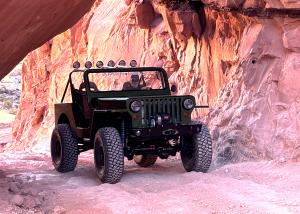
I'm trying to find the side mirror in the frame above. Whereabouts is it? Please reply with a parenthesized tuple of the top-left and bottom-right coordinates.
(171, 85, 177, 93)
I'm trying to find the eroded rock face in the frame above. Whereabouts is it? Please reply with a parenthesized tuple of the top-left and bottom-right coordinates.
(202, 0, 300, 8)
(0, 0, 95, 80)
(9, 0, 300, 164)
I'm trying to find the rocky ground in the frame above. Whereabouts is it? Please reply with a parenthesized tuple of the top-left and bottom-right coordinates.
(0, 150, 299, 214)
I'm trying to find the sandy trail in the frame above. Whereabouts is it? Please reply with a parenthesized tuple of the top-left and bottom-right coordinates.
(0, 151, 300, 214)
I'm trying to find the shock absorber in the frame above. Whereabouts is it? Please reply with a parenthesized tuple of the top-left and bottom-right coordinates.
(120, 119, 126, 145)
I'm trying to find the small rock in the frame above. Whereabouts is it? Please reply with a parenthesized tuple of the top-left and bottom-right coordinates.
(0, 170, 6, 178)
(279, 157, 286, 163)
(228, 204, 234, 209)
(29, 188, 40, 196)
(34, 197, 43, 207)
(23, 196, 37, 209)
(8, 182, 21, 194)
(21, 188, 31, 195)
(53, 205, 66, 214)
(11, 194, 24, 207)
(240, 204, 247, 208)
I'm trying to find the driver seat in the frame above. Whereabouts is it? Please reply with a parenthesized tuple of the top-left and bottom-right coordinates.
(77, 82, 98, 120)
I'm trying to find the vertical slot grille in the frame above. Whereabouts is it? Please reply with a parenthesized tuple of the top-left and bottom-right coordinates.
(141, 97, 182, 125)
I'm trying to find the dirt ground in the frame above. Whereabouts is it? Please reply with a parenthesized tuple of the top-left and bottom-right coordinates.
(0, 150, 299, 214)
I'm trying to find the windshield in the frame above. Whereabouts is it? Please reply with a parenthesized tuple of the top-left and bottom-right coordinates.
(87, 70, 165, 92)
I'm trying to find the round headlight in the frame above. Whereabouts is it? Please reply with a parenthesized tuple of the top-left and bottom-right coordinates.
(183, 98, 194, 110)
(130, 101, 142, 113)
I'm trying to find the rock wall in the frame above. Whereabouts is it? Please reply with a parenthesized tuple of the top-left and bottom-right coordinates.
(0, 0, 95, 80)
(202, 0, 300, 8)
(9, 0, 300, 164)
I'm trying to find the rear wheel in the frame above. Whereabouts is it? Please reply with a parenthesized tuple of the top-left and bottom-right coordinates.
(50, 124, 78, 172)
(181, 124, 212, 172)
(94, 127, 124, 184)
(134, 154, 158, 167)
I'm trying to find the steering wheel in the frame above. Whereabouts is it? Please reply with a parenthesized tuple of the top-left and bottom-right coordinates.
(79, 82, 98, 94)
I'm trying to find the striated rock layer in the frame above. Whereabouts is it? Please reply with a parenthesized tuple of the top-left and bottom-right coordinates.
(0, 0, 95, 80)
(9, 0, 300, 164)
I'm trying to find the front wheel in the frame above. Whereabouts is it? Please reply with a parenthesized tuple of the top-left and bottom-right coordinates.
(94, 127, 124, 184)
(181, 124, 212, 172)
(50, 124, 78, 173)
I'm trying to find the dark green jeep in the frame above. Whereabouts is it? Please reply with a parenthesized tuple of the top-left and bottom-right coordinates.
(50, 60, 212, 184)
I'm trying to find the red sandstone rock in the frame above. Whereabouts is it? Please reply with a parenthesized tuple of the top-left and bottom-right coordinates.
(0, 0, 95, 80)
(136, 2, 156, 28)
(124, 0, 133, 6)
(202, 0, 300, 8)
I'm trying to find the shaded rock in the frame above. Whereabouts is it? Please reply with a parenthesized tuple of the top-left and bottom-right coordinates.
(23, 195, 38, 209)
(202, 0, 300, 8)
(52, 205, 67, 214)
(124, 0, 133, 5)
(136, 2, 156, 28)
(10, 194, 24, 207)
(0, 0, 95, 80)
(8, 182, 21, 194)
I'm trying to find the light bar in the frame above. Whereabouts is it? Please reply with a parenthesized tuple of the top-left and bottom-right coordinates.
(130, 60, 137, 67)
(118, 60, 126, 66)
(107, 60, 116, 67)
(85, 61, 93, 69)
(73, 61, 80, 69)
(96, 61, 104, 68)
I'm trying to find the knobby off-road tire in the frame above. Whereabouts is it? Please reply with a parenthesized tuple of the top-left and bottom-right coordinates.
(51, 124, 79, 173)
(94, 127, 124, 184)
(134, 154, 158, 167)
(181, 124, 212, 173)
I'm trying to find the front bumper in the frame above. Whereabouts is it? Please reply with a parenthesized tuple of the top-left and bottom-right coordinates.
(130, 123, 203, 140)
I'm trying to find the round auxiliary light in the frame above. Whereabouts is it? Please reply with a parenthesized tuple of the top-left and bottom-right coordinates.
(73, 61, 80, 69)
(135, 130, 142, 136)
(130, 60, 137, 67)
(85, 61, 93, 69)
(183, 98, 194, 110)
(107, 60, 116, 67)
(130, 100, 142, 113)
(96, 61, 104, 68)
(150, 118, 156, 127)
(118, 60, 126, 66)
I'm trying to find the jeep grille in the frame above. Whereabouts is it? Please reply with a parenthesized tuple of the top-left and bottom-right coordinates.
(141, 97, 183, 126)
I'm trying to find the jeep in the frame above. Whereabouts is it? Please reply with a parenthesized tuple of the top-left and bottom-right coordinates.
(50, 60, 213, 184)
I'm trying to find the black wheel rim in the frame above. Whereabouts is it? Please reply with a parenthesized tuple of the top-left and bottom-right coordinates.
(94, 136, 105, 178)
(51, 130, 62, 166)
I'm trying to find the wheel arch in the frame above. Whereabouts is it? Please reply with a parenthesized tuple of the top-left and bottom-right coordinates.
(90, 111, 130, 142)
(57, 114, 70, 125)
(54, 103, 77, 130)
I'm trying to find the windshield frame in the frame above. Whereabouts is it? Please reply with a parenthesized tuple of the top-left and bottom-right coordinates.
(82, 67, 171, 101)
